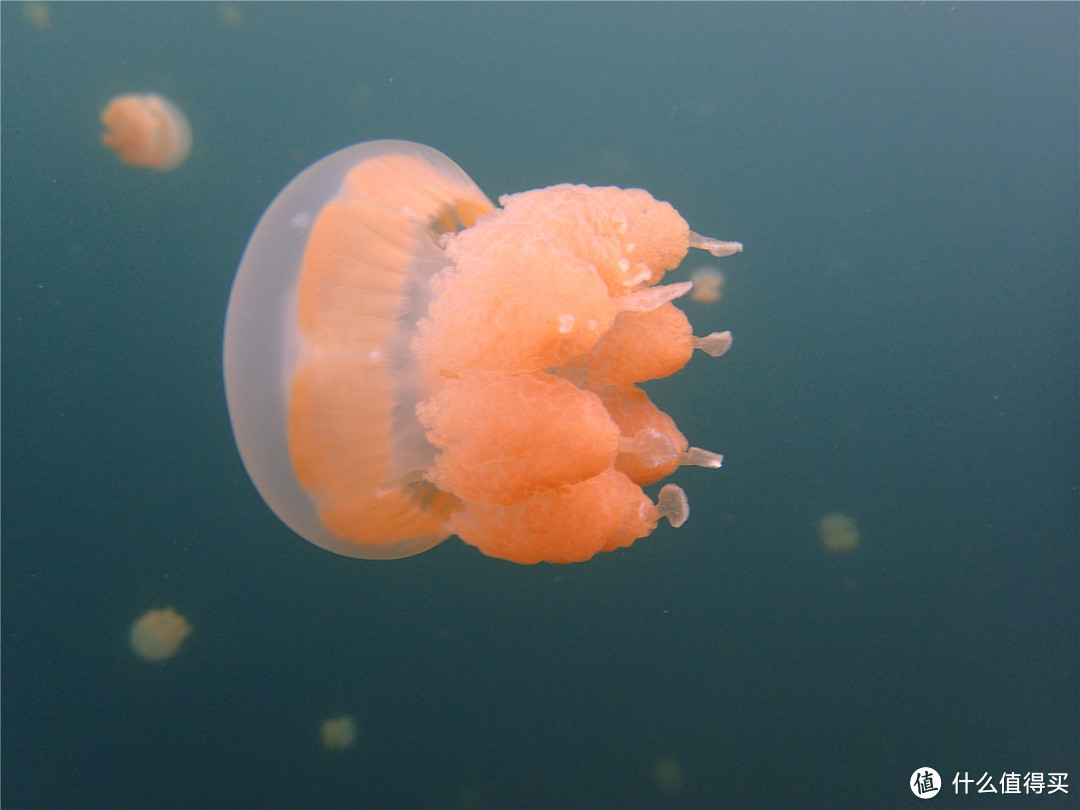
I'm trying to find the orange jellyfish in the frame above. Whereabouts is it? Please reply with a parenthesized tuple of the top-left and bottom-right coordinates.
(689, 265, 726, 303)
(129, 607, 191, 661)
(223, 140, 742, 563)
(100, 93, 191, 171)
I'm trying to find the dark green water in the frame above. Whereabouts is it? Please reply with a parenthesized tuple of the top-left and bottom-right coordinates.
(3, 3, 1076, 808)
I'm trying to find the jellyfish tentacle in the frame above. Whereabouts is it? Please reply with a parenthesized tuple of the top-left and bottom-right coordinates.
(688, 231, 743, 257)
(692, 330, 733, 358)
(654, 483, 689, 528)
(617, 427, 679, 469)
(613, 280, 692, 314)
(681, 447, 724, 469)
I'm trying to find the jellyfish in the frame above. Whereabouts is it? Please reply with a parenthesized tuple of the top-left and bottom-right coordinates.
(651, 755, 686, 794)
(220, 3, 243, 28)
(819, 512, 860, 553)
(319, 714, 358, 751)
(129, 607, 191, 661)
(689, 265, 725, 303)
(23, 2, 50, 30)
(100, 93, 191, 171)
(223, 140, 743, 563)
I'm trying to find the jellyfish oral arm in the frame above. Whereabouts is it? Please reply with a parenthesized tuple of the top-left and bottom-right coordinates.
(691, 330, 733, 358)
(688, 231, 743, 257)
(681, 447, 723, 469)
(615, 280, 693, 314)
(654, 483, 689, 528)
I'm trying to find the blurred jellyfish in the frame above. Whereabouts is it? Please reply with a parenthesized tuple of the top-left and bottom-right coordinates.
(320, 714, 358, 750)
(100, 93, 192, 171)
(129, 607, 191, 661)
(819, 512, 860, 553)
(219, 3, 243, 28)
(24, 2, 50, 29)
(652, 755, 685, 794)
(689, 265, 725, 303)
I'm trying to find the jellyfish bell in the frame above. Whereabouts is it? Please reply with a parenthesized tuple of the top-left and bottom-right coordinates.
(224, 141, 490, 560)
(819, 512, 860, 553)
(223, 140, 742, 563)
(129, 607, 191, 661)
(652, 755, 686, 794)
(100, 93, 192, 171)
(319, 714, 358, 751)
(24, 2, 51, 30)
(689, 265, 725, 303)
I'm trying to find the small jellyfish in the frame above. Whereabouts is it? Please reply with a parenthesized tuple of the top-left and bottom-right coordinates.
(100, 93, 192, 171)
(129, 607, 191, 661)
(651, 755, 686, 794)
(220, 3, 243, 28)
(320, 714, 358, 751)
(24, 2, 50, 30)
(223, 140, 743, 563)
(689, 265, 725, 303)
(819, 512, 860, 553)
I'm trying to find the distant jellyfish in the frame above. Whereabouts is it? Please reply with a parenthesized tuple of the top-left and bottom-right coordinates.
(223, 140, 744, 564)
(819, 512, 860, 553)
(320, 714, 358, 751)
(652, 756, 685, 794)
(219, 3, 243, 28)
(24, 2, 50, 30)
(689, 265, 725, 303)
(129, 607, 191, 661)
(100, 93, 192, 171)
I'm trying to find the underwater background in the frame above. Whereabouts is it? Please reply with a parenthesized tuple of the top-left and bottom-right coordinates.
(2, 3, 1076, 808)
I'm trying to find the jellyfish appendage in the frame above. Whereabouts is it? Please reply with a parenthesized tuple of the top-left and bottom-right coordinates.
(613, 280, 693, 314)
(688, 231, 743, 258)
(618, 427, 679, 469)
(617, 425, 721, 471)
(691, 330, 733, 358)
(654, 483, 689, 528)
(681, 446, 724, 469)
